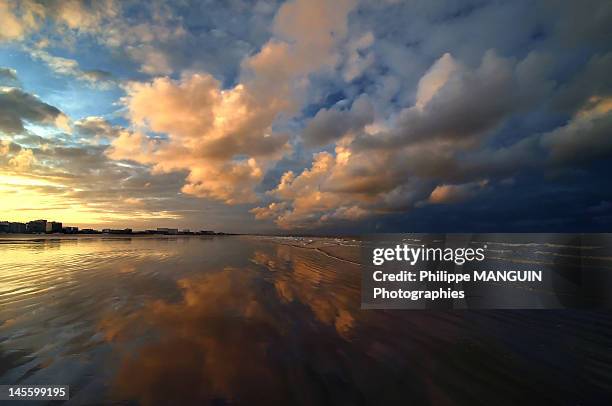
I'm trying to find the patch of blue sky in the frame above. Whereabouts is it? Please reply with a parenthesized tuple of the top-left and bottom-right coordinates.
(0, 45, 124, 120)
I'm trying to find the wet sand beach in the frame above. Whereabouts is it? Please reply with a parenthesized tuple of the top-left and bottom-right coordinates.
(1, 235, 611, 405)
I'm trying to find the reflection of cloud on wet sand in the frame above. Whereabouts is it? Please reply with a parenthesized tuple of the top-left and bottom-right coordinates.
(97, 242, 481, 405)
(102, 268, 293, 404)
(99, 263, 371, 405)
(252, 245, 358, 337)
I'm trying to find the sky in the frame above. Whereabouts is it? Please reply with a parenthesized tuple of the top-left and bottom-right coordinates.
(0, 0, 611, 234)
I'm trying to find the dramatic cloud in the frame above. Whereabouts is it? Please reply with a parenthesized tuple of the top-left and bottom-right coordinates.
(0, 0, 182, 77)
(1, 0, 612, 231)
(355, 50, 552, 151)
(0, 71, 233, 230)
(107, 73, 289, 203)
(252, 44, 609, 228)
(252, 50, 549, 227)
(108, 0, 357, 204)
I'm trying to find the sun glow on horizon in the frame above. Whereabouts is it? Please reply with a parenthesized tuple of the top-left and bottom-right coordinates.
(0, 173, 183, 228)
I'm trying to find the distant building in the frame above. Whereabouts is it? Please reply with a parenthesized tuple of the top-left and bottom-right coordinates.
(79, 228, 100, 234)
(157, 228, 178, 235)
(46, 221, 62, 233)
(9, 222, 26, 233)
(2, 221, 34, 233)
(102, 228, 132, 234)
(1, 220, 210, 236)
(27, 219, 47, 233)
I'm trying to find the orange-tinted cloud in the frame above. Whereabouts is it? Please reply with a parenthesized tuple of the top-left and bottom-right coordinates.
(8, 148, 36, 170)
(0, 0, 118, 42)
(108, 0, 357, 205)
(427, 180, 488, 205)
(0, 0, 45, 41)
(107, 74, 288, 203)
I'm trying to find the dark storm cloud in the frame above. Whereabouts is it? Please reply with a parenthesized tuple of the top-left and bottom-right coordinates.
(553, 53, 612, 113)
(302, 95, 374, 147)
(250, 0, 612, 229)
(542, 104, 612, 165)
(353, 52, 521, 150)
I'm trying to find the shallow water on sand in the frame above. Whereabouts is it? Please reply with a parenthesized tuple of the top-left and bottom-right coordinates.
(1, 235, 612, 405)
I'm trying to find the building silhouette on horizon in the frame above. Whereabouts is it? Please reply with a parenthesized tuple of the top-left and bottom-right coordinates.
(1, 218, 222, 236)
